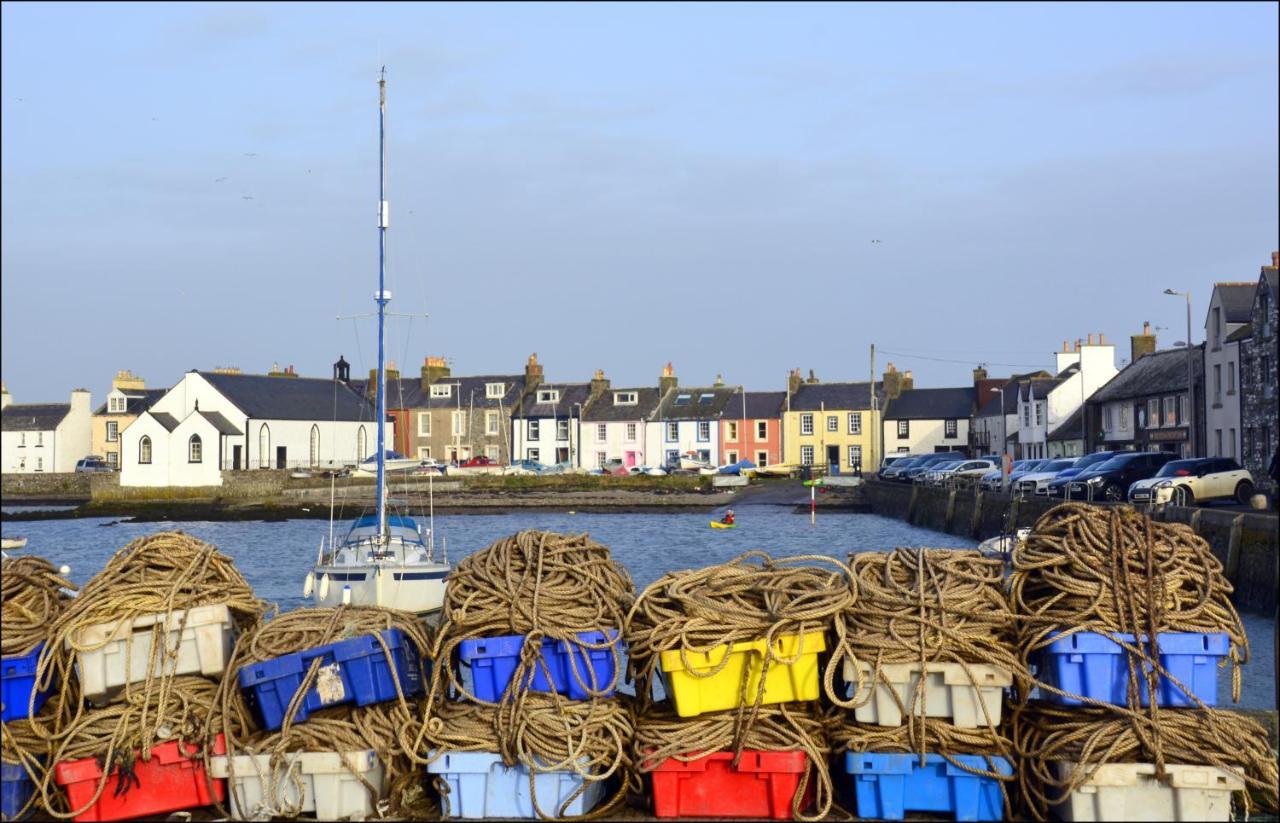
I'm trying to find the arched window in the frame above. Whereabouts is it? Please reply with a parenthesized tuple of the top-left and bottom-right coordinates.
(188, 434, 203, 463)
(357, 426, 367, 462)
(309, 425, 320, 468)
(258, 424, 271, 469)
(139, 436, 152, 465)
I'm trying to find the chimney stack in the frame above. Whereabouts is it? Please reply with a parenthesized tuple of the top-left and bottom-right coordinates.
(70, 388, 91, 414)
(787, 368, 803, 396)
(590, 369, 610, 399)
(333, 355, 351, 383)
(659, 362, 677, 395)
(881, 362, 904, 400)
(0, 382, 10, 410)
(903, 370, 914, 390)
(1130, 322, 1157, 363)
(525, 353, 544, 391)
(806, 369, 819, 384)
(1271, 250, 1278, 268)
(714, 373, 725, 388)
(972, 365, 988, 386)
(112, 370, 145, 391)
(420, 356, 451, 392)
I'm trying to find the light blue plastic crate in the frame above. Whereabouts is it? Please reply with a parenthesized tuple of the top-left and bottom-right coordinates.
(1034, 631, 1228, 707)
(844, 752, 1011, 821)
(1, 760, 36, 820)
(426, 750, 606, 819)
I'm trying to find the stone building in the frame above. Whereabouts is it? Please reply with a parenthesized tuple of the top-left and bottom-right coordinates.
(1236, 252, 1279, 496)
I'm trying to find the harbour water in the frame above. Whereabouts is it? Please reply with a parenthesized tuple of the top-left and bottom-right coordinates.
(3, 507, 1273, 710)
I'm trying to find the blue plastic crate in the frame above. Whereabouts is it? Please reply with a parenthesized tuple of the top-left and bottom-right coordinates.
(844, 752, 1011, 822)
(1, 760, 36, 820)
(1, 643, 50, 724)
(1033, 631, 1228, 707)
(426, 750, 606, 819)
(238, 628, 425, 731)
(458, 630, 620, 702)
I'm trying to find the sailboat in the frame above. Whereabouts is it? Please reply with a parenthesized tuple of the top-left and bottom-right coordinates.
(303, 69, 450, 614)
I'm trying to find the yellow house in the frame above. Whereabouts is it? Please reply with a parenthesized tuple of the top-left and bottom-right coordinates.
(781, 369, 895, 474)
(92, 370, 167, 469)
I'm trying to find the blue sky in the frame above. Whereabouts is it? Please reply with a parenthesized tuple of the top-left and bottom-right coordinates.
(2, 2, 1277, 402)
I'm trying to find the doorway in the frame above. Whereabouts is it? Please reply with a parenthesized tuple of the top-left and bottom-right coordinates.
(826, 445, 840, 473)
(232, 445, 242, 471)
(276, 446, 287, 469)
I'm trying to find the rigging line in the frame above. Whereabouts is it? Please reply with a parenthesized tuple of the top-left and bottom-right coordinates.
(875, 349, 1050, 369)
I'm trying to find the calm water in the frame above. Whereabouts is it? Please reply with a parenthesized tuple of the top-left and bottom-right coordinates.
(2, 508, 1273, 710)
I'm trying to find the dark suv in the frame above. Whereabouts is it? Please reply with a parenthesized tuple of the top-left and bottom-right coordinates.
(1044, 450, 1122, 498)
(1061, 451, 1178, 502)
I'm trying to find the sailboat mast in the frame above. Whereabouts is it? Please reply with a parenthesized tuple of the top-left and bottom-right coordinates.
(376, 66, 389, 541)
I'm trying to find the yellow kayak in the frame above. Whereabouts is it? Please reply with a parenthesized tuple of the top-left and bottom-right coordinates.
(709, 520, 736, 529)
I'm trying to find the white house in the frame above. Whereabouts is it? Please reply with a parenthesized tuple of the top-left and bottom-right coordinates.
(511, 382, 598, 467)
(646, 383, 737, 469)
(1, 387, 93, 473)
(881, 387, 975, 456)
(581, 383, 663, 469)
(1012, 338, 1117, 459)
(1202, 286, 1253, 460)
(120, 370, 386, 487)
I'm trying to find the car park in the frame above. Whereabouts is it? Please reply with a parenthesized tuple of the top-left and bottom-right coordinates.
(945, 459, 998, 484)
(1063, 451, 1178, 502)
(1127, 458, 1256, 506)
(1044, 451, 1124, 498)
(879, 455, 924, 480)
(1012, 458, 1077, 496)
(877, 454, 916, 477)
(899, 453, 968, 483)
(917, 459, 966, 484)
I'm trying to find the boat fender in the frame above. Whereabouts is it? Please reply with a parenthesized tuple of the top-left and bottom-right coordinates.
(318, 573, 331, 600)
(341, 585, 352, 606)
(375, 567, 385, 605)
(303, 572, 315, 598)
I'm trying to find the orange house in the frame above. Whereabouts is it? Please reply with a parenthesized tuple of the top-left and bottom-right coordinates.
(720, 390, 785, 467)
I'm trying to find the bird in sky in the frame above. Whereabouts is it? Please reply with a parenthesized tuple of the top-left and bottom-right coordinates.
(871, 239, 882, 244)
(241, 195, 254, 200)
(243, 152, 258, 158)
(214, 176, 228, 183)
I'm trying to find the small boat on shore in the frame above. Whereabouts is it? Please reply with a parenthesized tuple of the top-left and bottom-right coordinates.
(1, 536, 29, 551)
(977, 527, 1029, 559)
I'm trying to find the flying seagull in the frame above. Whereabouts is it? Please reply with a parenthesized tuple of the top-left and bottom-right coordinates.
(214, 176, 228, 183)
(241, 195, 254, 200)
(243, 152, 258, 158)
(871, 239, 882, 244)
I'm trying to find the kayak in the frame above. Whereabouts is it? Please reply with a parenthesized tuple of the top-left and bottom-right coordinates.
(709, 521, 736, 529)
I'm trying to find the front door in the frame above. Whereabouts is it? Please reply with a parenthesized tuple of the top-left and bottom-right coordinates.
(232, 445, 242, 471)
(556, 447, 570, 465)
(827, 445, 840, 474)
(625, 451, 637, 467)
(276, 446, 287, 469)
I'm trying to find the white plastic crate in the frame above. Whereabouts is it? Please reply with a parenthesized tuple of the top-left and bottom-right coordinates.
(842, 659, 1010, 727)
(1051, 761, 1243, 822)
(68, 603, 234, 705)
(210, 749, 384, 821)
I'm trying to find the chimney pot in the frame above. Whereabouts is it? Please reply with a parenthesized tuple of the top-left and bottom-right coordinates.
(1272, 251, 1279, 268)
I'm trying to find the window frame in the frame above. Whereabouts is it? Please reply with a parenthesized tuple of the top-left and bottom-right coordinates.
(139, 435, 153, 465)
(527, 419, 540, 439)
(726, 421, 738, 441)
(452, 411, 466, 436)
(1147, 398, 1160, 429)
(800, 413, 814, 435)
(666, 422, 679, 442)
(429, 384, 452, 399)
(756, 420, 768, 440)
(417, 412, 431, 436)
(848, 444, 862, 467)
(485, 411, 500, 436)
(848, 412, 861, 435)
(596, 423, 607, 442)
(613, 391, 637, 405)
(826, 415, 838, 432)
(188, 434, 203, 463)
(897, 420, 909, 438)
(800, 445, 814, 465)
(106, 420, 119, 442)
(625, 422, 637, 442)
(697, 421, 711, 442)
(556, 419, 570, 441)
(944, 418, 958, 439)
(485, 382, 504, 399)
(538, 389, 560, 404)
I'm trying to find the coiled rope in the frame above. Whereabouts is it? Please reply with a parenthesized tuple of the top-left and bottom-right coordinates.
(633, 704, 833, 822)
(1, 555, 77, 657)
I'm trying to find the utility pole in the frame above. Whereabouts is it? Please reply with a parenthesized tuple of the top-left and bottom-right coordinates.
(870, 344, 877, 474)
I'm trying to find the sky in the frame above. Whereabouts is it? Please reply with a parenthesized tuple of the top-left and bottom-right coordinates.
(2, 2, 1277, 403)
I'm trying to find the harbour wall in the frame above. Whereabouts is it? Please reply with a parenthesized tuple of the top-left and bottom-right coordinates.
(862, 480, 1279, 613)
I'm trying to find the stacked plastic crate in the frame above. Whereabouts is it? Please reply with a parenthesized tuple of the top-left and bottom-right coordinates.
(218, 606, 433, 820)
(625, 552, 853, 821)
(1011, 504, 1276, 821)
(829, 549, 1018, 822)
(424, 530, 635, 820)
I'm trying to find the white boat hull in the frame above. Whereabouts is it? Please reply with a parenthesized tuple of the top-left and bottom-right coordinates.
(1, 537, 28, 551)
(310, 563, 448, 613)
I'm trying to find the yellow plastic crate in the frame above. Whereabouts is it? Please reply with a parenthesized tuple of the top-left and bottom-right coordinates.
(658, 630, 827, 717)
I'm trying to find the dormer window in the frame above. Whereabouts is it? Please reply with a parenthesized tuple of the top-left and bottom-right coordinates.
(614, 392, 637, 405)
(486, 383, 504, 399)
(538, 389, 559, 404)
(699, 393, 714, 404)
(430, 384, 452, 399)
(674, 394, 691, 406)
(108, 395, 127, 413)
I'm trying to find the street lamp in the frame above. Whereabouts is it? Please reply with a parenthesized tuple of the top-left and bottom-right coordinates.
(1163, 289, 1196, 457)
(989, 386, 1009, 491)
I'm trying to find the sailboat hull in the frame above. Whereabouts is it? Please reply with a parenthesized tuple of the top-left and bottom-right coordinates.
(312, 563, 448, 613)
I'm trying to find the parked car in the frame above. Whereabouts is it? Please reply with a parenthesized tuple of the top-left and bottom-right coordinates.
(74, 456, 112, 473)
(1044, 451, 1123, 498)
(879, 455, 925, 480)
(878, 454, 916, 477)
(916, 459, 965, 485)
(900, 453, 968, 483)
(946, 459, 998, 483)
(505, 459, 549, 475)
(1012, 458, 1077, 496)
(1127, 458, 1256, 506)
(979, 459, 1036, 491)
(1063, 451, 1178, 502)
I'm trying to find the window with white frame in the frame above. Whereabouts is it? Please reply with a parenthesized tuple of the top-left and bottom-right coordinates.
(418, 413, 431, 436)
(625, 423, 637, 441)
(260, 425, 271, 468)
(1022, 403, 1031, 426)
(800, 445, 814, 465)
(139, 436, 153, 465)
(556, 419, 570, 440)
(697, 421, 710, 441)
(1034, 403, 1042, 425)
(596, 423, 607, 442)
(108, 395, 126, 413)
(674, 394, 691, 406)
(526, 448, 540, 462)
(848, 413, 861, 435)
(945, 419, 958, 439)
(35, 457, 43, 471)
(1228, 362, 1236, 393)
(897, 420, 909, 438)
(756, 420, 768, 439)
(827, 415, 838, 432)
(666, 422, 678, 441)
(699, 393, 715, 404)
(848, 444, 862, 467)
(726, 450, 738, 464)
(538, 389, 560, 404)
(1104, 406, 1113, 432)
(35, 432, 42, 447)
(309, 425, 319, 467)
(1119, 406, 1128, 431)
(1147, 398, 1160, 428)
(486, 411, 499, 435)
(418, 447, 432, 460)
(106, 421, 119, 442)
(1164, 396, 1177, 427)
(486, 383, 504, 399)
(485, 445, 500, 460)
(107, 452, 118, 468)
(1176, 395, 1187, 426)
(726, 421, 738, 440)
(596, 451, 607, 468)
(528, 419, 540, 439)
(452, 411, 465, 435)
(756, 451, 768, 467)
(189, 434, 202, 463)
(614, 392, 637, 405)
(800, 414, 814, 435)
(430, 384, 452, 398)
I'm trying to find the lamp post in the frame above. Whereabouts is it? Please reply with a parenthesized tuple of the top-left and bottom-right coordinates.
(989, 386, 1009, 491)
(571, 402, 583, 468)
(1163, 289, 1196, 457)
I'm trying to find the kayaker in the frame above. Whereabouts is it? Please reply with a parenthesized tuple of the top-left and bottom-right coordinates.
(721, 510, 735, 526)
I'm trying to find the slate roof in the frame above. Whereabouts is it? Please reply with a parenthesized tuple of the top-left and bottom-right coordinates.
(975, 371, 1053, 417)
(1214, 283, 1258, 324)
(516, 383, 595, 418)
(582, 387, 663, 422)
(1, 404, 70, 432)
(787, 382, 882, 412)
(1225, 323, 1252, 343)
(653, 386, 739, 420)
(1047, 406, 1085, 442)
(198, 410, 242, 435)
(198, 372, 375, 421)
(150, 412, 181, 432)
(883, 387, 976, 421)
(1088, 345, 1205, 403)
(725, 390, 787, 421)
(364, 374, 527, 411)
(94, 389, 168, 416)
(1264, 268, 1278, 300)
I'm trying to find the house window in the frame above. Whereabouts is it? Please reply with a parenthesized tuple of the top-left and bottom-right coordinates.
(614, 392, 637, 405)
(35, 432, 42, 447)
(1119, 406, 1128, 431)
(486, 445, 500, 460)
(35, 457, 43, 472)
(1104, 406, 1113, 432)
(139, 435, 153, 465)
(486, 382, 504, 399)
(417, 413, 431, 436)
(800, 414, 814, 435)
(189, 435, 203, 463)
(1212, 307, 1221, 347)
(1177, 395, 1187, 426)
(897, 420, 909, 438)
(556, 419, 570, 441)
(666, 422, 678, 441)
(1164, 396, 1178, 427)
(1229, 428, 1236, 458)
(596, 423, 607, 441)
(106, 421, 119, 442)
(418, 447, 432, 460)
(674, 394, 691, 406)
(107, 452, 119, 468)
(528, 419, 540, 439)
(848, 445, 862, 467)
(699, 393, 715, 404)
(108, 396, 126, 413)
(757, 421, 768, 439)
(625, 423, 637, 442)
(309, 425, 319, 467)
(526, 448, 540, 462)
(1213, 365, 1221, 403)
(596, 451, 607, 467)
(756, 451, 768, 467)
(848, 413, 861, 435)
(945, 419, 958, 439)
(800, 445, 814, 465)
(726, 450, 739, 464)
(1228, 362, 1236, 394)
(1147, 399, 1160, 428)
(827, 415, 838, 432)
(1215, 429, 1223, 456)
(697, 421, 710, 441)
(452, 411, 465, 435)
(430, 384, 452, 398)
(726, 421, 738, 441)
(259, 424, 271, 467)
(486, 411, 499, 435)
(538, 389, 560, 404)
(1034, 403, 1042, 426)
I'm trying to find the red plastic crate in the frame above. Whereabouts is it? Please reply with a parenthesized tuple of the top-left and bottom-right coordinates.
(54, 733, 226, 822)
(649, 749, 812, 819)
